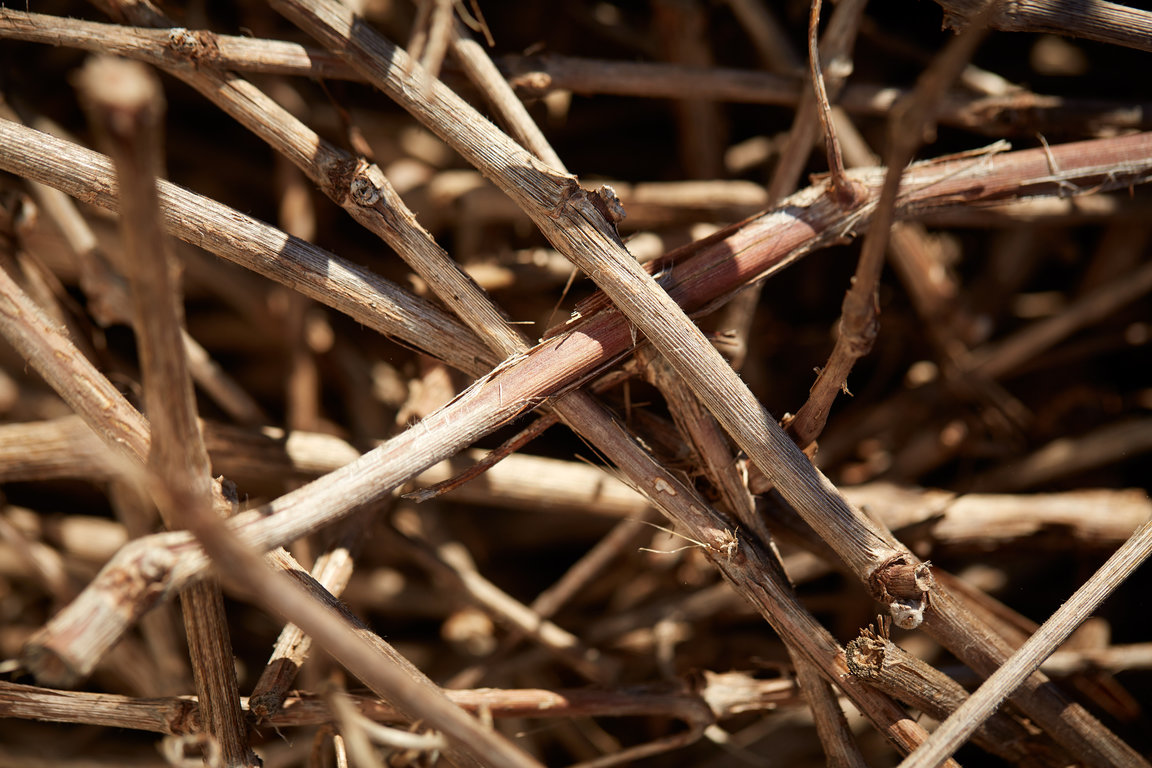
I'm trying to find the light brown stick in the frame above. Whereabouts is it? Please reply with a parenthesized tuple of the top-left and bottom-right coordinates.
(76, 57, 255, 768)
(449, 18, 566, 173)
(0, 672, 803, 734)
(0, 117, 493, 375)
(248, 510, 373, 719)
(846, 622, 1064, 765)
(902, 518, 1152, 768)
(936, 0, 1152, 53)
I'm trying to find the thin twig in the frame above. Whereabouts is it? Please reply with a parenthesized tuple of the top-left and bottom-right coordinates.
(382, 520, 617, 684)
(901, 518, 1152, 768)
(449, 17, 566, 172)
(722, 0, 866, 371)
(793, 652, 869, 768)
(248, 510, 375, 719)
(724, 0, 802, 73)
(786, 6, 991, 449)
(407, 0, 453, 80)
(501, 53, 1152, 137)
(807, 0, 854, 205)
(0, 671, 802, 734)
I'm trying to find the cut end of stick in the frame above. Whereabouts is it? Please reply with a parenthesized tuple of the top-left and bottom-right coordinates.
(868, 555, 935, 629)
(20, 640, 82, 690)
(73, 56, 164, 136)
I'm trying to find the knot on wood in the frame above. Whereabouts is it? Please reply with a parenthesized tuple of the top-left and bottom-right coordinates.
(868, 554, 934, 602)
(166, 28, 219, 65)
(591, 185, 627, 226)
(349, 164, 387, 207)
(585, 184, 628, 244)
(830, 177, 869, 209)
(509, 71, 554, 97)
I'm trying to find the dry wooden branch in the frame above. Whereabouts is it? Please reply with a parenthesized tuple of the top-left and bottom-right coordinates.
(500, 53, 1152, 136)
(7, 422, 1144, 556)
(787, 7, 989, 448)
(248, 510, 372, 719)
(935, 0, 1152, 53)
(6, 106, 1149, 765)
(4, 10, 1147, 764)
(722, 0, 866, 370)
(448, 18, 566, 172)
(0, 670, 802, 735)
(0, 118, 492, 374)
(85, 0, 529, 372)
(382, 520, 617, 684)
(793, 652, 869, 768)
(0, 263, 149, 468)
(968, 417, 1152, 492)
(5, 9, 1148, 138)
(845, 621, 1064, 765)
(902, 517, 1152, 768)
(76, 56, 255, 768)
(806, 0, 857, 206)
(2, 4, 1149, 765)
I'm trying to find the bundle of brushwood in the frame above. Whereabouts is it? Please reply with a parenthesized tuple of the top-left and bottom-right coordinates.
(1, 1, 1151, 766)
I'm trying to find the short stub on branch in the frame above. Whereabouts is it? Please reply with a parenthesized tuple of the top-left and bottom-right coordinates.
(869, 554, 935, 629)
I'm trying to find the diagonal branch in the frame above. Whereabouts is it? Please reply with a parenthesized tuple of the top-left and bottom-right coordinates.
(901, 518, 1152, 768)
(786, 4, 991, 448)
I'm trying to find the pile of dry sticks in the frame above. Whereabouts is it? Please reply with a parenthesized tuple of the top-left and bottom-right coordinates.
(1, 1, 1151, 766)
